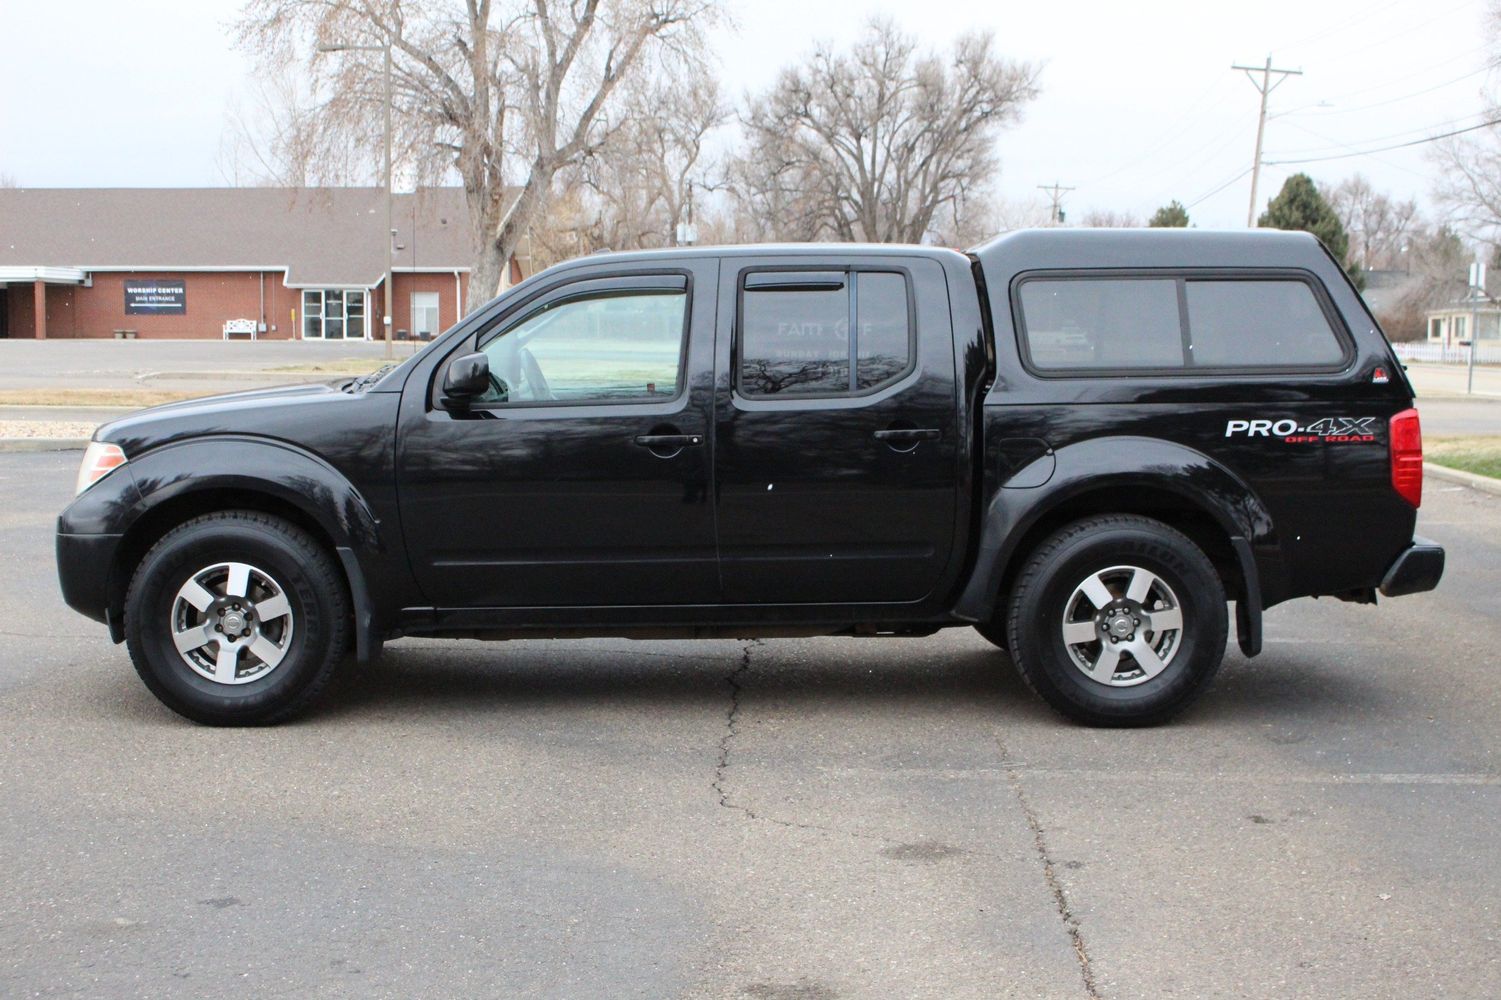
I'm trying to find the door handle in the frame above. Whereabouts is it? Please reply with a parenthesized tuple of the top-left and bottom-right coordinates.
(634, 433, 703, 448)
(634, 431, 703, 458)
(873, 428, 940, 443)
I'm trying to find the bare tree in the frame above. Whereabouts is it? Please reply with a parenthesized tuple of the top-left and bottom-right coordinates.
(216, 68, 335, 187)
(0, 173, 18, 189)
(1078, 209, 1142, 228)
(553, 74, 727, 252)
(1324, 174, 1419, 271)
(1431, 112, 1501, 255)
(235, 0, 722, 312)
(1377, 222, 1470, 340)
(731, 19, 1039, 244)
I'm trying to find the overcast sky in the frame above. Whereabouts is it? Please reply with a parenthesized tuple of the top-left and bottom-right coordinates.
(1, 0, 1494, 231)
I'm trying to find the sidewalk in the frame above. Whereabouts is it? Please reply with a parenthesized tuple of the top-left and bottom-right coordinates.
(1404, 362, 1501, 398)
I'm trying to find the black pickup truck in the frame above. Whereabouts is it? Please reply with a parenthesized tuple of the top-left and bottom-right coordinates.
(56, 229, 1443, 726)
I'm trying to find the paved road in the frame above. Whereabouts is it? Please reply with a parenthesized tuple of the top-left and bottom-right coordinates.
(0, 339, 423, 393)
(2, 453, 1499, 998)
(5, 342, 1501, 439)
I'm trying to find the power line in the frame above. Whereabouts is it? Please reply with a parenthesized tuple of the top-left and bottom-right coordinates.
(1273, 0, 1410, 55)
(1283, 0, 1486, 65)
(1288, 64, 1493, 120)
(1233, 56, 1303, 227)
(1081, 77, 1236, 187)
(1274, 120, 1441, 181)
(1186, 166, 1254, 210)
(1275, 41, 1492, 117)
(1272, 112, 1488, 156)
(1264, 116, 1501, 165)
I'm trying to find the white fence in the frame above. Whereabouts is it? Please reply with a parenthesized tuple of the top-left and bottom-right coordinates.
(1392, 341, 1501, 366)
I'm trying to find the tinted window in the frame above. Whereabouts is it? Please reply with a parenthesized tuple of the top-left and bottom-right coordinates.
(1018, 274, 1349, 373)
(739, 271, 912, 396)
(1017, 278, 1182, 370)
(479, 290, 686, 404)
(1186, 280, 1344, 367)
(855, 272, 911, 390)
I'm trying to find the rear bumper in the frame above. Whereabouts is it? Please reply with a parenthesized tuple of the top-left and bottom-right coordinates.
(1379, 537, 1445, 598)
(55, 529, 123, 626)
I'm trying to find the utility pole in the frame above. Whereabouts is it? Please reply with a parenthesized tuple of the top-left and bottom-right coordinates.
(1233, 56, 1302, 228)
(1037, 182, 1075, 226)
(319, 36, 395, 360)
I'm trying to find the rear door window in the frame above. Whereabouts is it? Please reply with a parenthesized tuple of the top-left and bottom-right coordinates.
(738, 270, 914, 397)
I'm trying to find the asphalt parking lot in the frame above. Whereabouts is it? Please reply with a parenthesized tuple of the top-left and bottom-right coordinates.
(3, 451, 1498, 999)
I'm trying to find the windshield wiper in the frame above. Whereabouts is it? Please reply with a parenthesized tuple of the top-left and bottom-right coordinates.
(347, 364, 398, 392)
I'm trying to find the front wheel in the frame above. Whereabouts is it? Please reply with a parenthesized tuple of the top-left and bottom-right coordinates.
(124, 511, 351, 725)
(1005, 515, 1228, 726)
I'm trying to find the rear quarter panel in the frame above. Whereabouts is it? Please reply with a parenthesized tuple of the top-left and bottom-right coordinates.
(971, 230, 1416, 608)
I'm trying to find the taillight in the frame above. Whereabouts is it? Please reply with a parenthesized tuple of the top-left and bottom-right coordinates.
(75, 441, 127, 496)
(1390, 408, 1422, 508)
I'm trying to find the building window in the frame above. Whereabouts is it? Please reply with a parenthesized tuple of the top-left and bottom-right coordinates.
(301, 289, 367, 340)
(1455, 315, 1468, 343)
(412, 291, 441, 340)
(1429, 317, 1444, 341)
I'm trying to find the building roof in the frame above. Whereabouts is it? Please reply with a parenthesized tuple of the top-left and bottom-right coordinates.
(0, 187, 476, 286)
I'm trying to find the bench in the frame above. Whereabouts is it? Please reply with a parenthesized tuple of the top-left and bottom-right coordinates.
(223, 319, 258, 341)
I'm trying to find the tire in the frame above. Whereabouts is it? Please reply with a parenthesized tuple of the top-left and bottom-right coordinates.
(1005, 515, 1227, 727)
(124, 511, 351, 725)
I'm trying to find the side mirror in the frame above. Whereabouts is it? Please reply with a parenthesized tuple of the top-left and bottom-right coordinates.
(442, 352, 491, 406)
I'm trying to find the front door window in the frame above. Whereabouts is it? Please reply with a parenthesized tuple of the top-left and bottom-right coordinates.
(478, 289, 687, 404)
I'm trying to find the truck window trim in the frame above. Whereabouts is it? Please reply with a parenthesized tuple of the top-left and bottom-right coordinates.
(733, 264, 919, 401)
(1010, 267, 1356, 379)
(440, 270, 695, 412)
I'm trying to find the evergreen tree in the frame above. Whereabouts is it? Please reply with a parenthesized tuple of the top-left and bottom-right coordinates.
(1258, 173, 1363, 288)
(1148, 200, 1190, 227)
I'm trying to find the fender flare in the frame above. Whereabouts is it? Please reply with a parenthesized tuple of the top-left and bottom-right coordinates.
(953, 436, 1276, 656)
(117, 435, 386, 662)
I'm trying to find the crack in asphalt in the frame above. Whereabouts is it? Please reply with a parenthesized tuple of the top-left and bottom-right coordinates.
(710, 639, 907, 847)
(711, 639, 758, 812)
(999, 738, 1101, 999)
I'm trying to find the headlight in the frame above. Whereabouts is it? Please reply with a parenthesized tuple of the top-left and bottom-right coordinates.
(75, 441, 127, 496)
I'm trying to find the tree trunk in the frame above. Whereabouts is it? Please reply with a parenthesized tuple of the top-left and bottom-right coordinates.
(467, 242, 507, 315)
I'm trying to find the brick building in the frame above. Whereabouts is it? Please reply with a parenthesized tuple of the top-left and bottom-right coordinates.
(0, 187, 512, 341)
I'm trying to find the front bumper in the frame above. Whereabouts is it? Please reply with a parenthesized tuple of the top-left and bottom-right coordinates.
(1379, 536, 1445, 598)
(55, 528, 123, 627)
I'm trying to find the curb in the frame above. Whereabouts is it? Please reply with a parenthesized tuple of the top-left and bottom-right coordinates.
(0, 438, 89, 453)
(1425, 461, 1501, 497)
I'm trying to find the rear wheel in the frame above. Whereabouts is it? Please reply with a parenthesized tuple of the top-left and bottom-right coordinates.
(1005, 515, 1227, 726)
(124, 511, 350, 725)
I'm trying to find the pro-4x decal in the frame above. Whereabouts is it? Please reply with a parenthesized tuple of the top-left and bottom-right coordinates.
(1224, 417, 1379, 443)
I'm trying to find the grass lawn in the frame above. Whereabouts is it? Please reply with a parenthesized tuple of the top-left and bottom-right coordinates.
(0, 388, 210, 408)
(1425, 436, 1501, 480)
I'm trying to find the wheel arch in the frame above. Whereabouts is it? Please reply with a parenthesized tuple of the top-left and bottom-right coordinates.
(108, 437, 386, 662)
(954, 436, 1275, 655)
